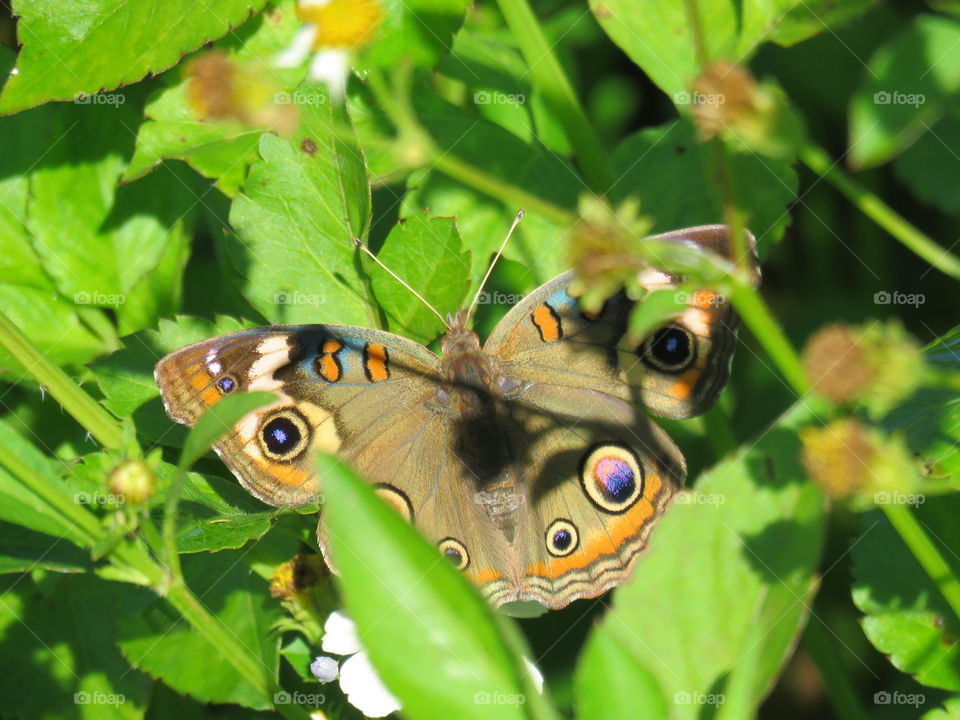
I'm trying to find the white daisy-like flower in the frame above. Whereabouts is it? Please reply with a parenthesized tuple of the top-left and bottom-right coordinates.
(274, 0, 383, 99)
(311, 610, 546, 718)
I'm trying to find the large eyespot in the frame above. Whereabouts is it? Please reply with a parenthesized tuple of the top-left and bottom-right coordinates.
(545, 518, 579, 557)
(580, 444, 644, 514)
(639, 323, 697, 373)
(375, 484, 414, 523)
(216, 375, 237, 393)
(257, 408, 311, 462)
(438, 537, 469, 570)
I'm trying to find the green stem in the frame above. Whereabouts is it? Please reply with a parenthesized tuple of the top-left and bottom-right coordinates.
(494, 0, 612, 194)
(882, 503, 960, 625)
(729, 283, 810, 397)
(800, 144, 960, 281)
(0, 309, 123, 449)
(161, 469, 188, 579)
(703, 406, 737, 457)
(803, 621, 869, 720)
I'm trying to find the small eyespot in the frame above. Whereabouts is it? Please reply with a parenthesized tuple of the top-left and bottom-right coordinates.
(217, 375, 236, 393)
(438, 537, 469, 570)
(257, 408, 311, 462)
(375, 484, 414, 523)
(545, 519, 579, 557)
(580, 444, 644, 514)
(639, 323, 697, 373)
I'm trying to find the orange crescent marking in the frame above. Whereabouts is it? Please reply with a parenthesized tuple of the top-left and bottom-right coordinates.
(364, 343, 389, 382)
(532, 304, 562, 342)
(470, 568, 505, 585)
(668, 368, 701, 399)
(320, 355, 341, 382)
(526, 472, 664, 580)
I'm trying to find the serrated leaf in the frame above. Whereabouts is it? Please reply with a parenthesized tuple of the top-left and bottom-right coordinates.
(319, 454, 552, 720)
(228, 84, 373, 325)
(0, 574, 151, 719)
(592, 400, 826, 719)
(0, 0, 270, 113)
(849, 14, 960, 168)
(611, 121, 797, 250)
(926, 696, 960, 719)
(371, 213, 470, 342)
(117, 548, 287, 709)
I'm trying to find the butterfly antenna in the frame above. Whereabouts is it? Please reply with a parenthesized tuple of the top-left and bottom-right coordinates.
(465, 209, 524, 323)
(351, 237, 448, 326)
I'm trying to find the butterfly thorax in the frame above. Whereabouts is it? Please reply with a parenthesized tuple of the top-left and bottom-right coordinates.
(438, 324, 500, 419)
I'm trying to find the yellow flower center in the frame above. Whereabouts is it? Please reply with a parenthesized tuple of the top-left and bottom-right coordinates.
(297, 0, 383, 50)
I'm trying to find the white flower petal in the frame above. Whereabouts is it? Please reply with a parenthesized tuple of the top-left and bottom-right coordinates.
(299, 0, 332, 7)
(523, 656, 544, 693)
(275, 24, 318, 68)
(322, 610, 362, 656)
(310, 655, 340, 683)
(339, 652, 402, 718)
(307, 48, 350, 99)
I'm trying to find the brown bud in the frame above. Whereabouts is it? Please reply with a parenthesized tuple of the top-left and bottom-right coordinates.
(800, 418, 874, 499)
(803, 324, 876, 404)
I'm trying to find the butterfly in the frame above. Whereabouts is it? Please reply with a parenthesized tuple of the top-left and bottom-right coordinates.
(155, 223, 759, 610)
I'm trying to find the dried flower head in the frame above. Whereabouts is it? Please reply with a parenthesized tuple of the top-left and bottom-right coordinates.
(803, 324, 876, 404)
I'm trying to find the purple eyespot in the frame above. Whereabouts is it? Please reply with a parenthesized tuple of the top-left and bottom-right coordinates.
(593, 457, 636, 503)
(217, 376, 235, 393)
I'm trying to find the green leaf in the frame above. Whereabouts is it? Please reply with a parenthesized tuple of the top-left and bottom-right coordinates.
(372, 213, 471, 342)
(0, 523, 92, 574)
(404, 93, 582, 287)
(612, 121, 797, 250)
(117, 547, 288, 709)
(228, 85, 373, 325)
(926, 697, 960, 719)
(91, 315, 249, 446)
(180, 391, 276, 469)
(853, 497, 960, 690)
(318, 453, 552, 720)
(592, 399, 827, 718)
(574, 629, 668, 720)
(849, 14, 960, 169)
(894, 114, 960, 216)
(0, 573, 150, 719)
(589, 0, 872, 99)
(360, 0, 470, 70)
(0, 0, 270, 113)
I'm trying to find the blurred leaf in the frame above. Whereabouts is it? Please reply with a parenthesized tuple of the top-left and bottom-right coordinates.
(372, 213, 471, 342)
(849, 14, 960, 168)
(893, 114, 960, 216)
(593, 399, 826, 719)
(228, 84, 373, 325)
(319, 454, 552, 720)
(0, 574, 151, 719)
(589, 0, 873, 99)
(0, 0, 270, 113)
(180, 391, 275, 469)
(574, 629, 668, 720)
(359, 0, 470, 70)
(852, 497, 960, 690)
(612, 121, 797, 249)
(0, 523, 92, 574)
(926, 696, 960, 719)
(404, 93, 581, 286)
(117, 547, 288, 709)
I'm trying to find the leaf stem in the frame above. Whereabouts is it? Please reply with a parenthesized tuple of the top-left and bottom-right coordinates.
(0, 309, 124, 449)
(803, 621, 869, 720)
(882, 503, 960, 625)
(800, 143, 960, 281)
(494, 0, 612, 193)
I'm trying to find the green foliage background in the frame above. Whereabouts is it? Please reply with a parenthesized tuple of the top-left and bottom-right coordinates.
(0, 0, 959, 718)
